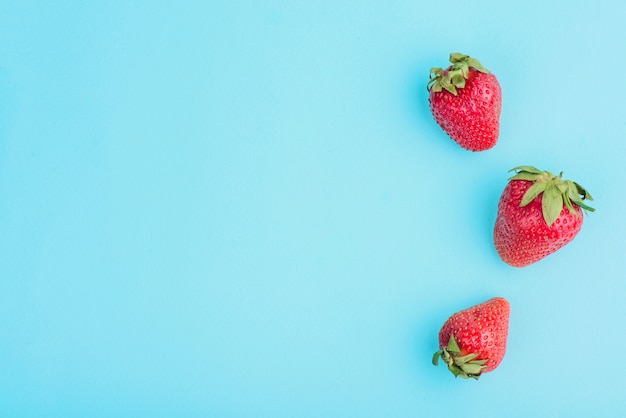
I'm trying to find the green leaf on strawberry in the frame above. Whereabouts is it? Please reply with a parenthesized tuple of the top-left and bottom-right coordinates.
(541, 185, 564, 226)
(509, 166, 595, 226)
(427, 53, 490, 97)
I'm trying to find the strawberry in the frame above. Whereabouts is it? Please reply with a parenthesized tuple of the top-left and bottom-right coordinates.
(427, 53, 502, 151)
(432, 297, 510, 379)
(493, 166, 595, 267)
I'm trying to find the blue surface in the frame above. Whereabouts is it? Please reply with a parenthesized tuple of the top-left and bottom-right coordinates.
(1, 1, 625, 417)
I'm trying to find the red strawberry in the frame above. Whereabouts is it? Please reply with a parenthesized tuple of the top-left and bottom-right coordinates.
(432, 297, 510, 379)
(427, 53, 502, 151)
(493, 166, 595, 267)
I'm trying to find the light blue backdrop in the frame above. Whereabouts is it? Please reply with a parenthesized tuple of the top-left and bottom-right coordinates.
(1, 1, 624, 417)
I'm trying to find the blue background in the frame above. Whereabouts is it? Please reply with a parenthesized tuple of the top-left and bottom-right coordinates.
(1, 1, 625, 417)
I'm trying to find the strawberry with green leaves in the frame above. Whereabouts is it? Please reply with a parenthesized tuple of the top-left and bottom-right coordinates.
(493, 166, 595, 267)
(432, 297, 510, 379)
(427, 53, 502, 151)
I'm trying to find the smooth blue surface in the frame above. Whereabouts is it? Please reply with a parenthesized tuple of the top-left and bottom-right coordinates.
(1, 1, 625, 416)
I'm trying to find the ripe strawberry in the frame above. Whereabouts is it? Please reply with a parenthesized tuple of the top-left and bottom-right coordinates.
(432, 297, 510, 379)
(427, 53, 502, 151)
(493, 166, 595, 267)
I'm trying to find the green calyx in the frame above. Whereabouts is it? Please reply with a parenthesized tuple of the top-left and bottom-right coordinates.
(427, 53, 489, 96)
(508, 166, 595, 227)
(432, 335, 487, 380)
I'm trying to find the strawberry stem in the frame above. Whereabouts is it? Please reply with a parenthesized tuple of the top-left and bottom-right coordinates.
(508, 166, 595, 226)
(432, 335, 487, 380)
(427, 53, 490, 96)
